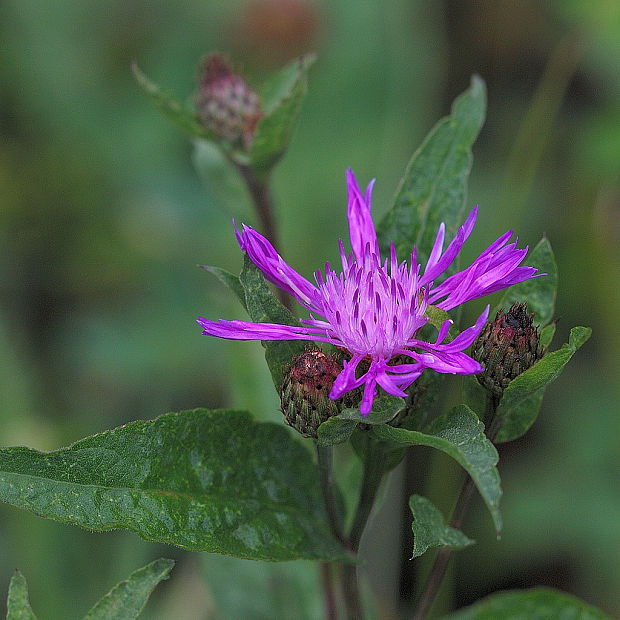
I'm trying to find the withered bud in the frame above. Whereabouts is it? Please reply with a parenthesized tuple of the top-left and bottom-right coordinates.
(280, 348, 347, 438)
(472, 302, 544, 397)
(195, 53, 262, 149)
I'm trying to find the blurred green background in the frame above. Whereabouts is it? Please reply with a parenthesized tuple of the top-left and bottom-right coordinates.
(1, 0, 618, 618)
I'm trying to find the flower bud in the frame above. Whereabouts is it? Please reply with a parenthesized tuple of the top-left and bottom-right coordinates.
(472, 302, 544, 396)
(280, 348, 345, 438)
(195, 53, 262, 149)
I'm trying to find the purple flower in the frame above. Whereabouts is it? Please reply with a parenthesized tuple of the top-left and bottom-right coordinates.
(198, 170, 539, 416)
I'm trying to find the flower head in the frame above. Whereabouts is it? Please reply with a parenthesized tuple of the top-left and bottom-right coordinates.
(198, 170, 540, 415)
(195, 53, 262, 150)
(472, 302, 545, 396)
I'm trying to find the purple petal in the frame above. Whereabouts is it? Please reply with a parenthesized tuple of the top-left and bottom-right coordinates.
(197, 317, 331, 342)
(236, 224, 319, 307)
(329, 354, 366, 399)
(346, 169, 379, 263)
(420, 207, 478, 286)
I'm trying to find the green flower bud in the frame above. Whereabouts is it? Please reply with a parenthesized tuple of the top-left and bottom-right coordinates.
(195, 53, 262, 149)
(472, 302, 544, 397)
(280, 348, 345, 438)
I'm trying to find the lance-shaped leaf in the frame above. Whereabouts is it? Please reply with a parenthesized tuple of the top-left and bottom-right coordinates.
(377, 76, 486, 267)
(446, 587, 612, 620)
(372, 405, 502, 534)
(200, 264, 248, 312)
(0, 409, 346, 561)
(239, 254, 306, 388)
(6, 570, 37, 620)
(250, 54, 315, 175)
(495, 326, 592, 443)
(132, 63, 214, 141)
(84, 558, 174, 620)
(409, 495, 474, 558)
(495, 236, 558, 327)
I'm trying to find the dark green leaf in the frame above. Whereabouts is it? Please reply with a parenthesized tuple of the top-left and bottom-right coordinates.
(445, 587, 612, 620)
(495, 236, 558, 327)
(409, 494, 474, 558)
(338, 394, 405, 425)
(239, 254, 306, 388)
(372, 405, 502, 534)
(250, 55, 315, 175)
(0, 409, 345, 561)
(200, 265, 247, 312)
(83, 558, 174, 620)
(131, 63, 214, 141)
(377, 76, 486, 268)
(6, 570, 37, 620)
(316, 417, 358, 447)
(495, 326, 592, 443)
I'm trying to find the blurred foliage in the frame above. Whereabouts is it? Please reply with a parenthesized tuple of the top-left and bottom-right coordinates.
(0, 0, 618, 618)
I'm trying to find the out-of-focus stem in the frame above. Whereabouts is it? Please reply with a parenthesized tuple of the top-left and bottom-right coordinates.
(235, 164, 292, 310)
(320, 562, 338, 620)
(316, 445, 345, 545)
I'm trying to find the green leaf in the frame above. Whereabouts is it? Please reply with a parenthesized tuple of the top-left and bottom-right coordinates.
(200, 265, 247, 312)
(83, 558, 174, 620)
(372, 405, 502, 534)
(6, 570, 37, 620)
(445, 587, 612, 620)
(131, 63, 214, 141)
(0, 409, 345, 561)
(495, 236, 558, 327)
(409, 494, 474, 558)
(377, 76, 486, 268)
(540, 322, 556, 349)
(425, 306, 459, 343)
(316, 394, 405, 447)
(250, 54, 315, 175)
(495, 326, 592, 443)
(316, 417, 358, 447)
(239, 254, 306, 388)
(338, 394, 405, 425)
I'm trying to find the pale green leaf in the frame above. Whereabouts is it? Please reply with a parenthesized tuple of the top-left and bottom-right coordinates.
(83, 558, 174, 620)
(6, 570, 37, 620)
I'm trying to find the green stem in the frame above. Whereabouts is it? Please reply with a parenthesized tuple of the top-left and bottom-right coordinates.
(340, 563, 363, 620)
(320, 563, 337, 620)
(412, 394, 501, 619)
